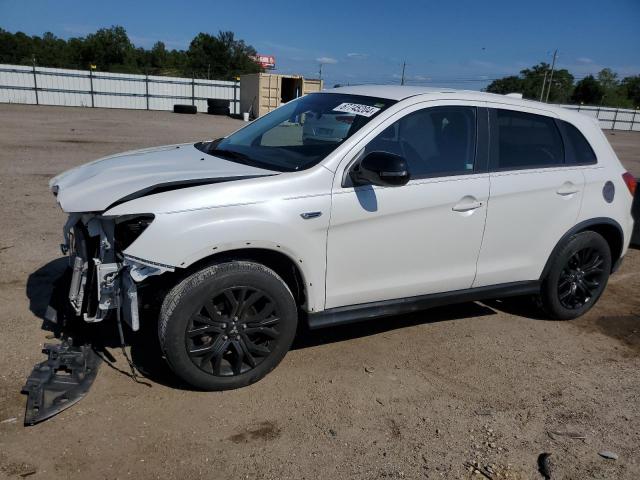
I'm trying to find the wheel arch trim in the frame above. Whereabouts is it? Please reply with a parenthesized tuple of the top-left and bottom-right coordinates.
(176, 244, 316, 312)
(540, 217, 624, 280)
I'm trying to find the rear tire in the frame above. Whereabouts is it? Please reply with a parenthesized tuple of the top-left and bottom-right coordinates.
(158, 261, 298, 390)
(539, 231, 611, 320)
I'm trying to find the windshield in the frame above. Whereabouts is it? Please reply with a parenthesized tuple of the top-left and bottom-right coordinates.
(201, 93, 395, 172)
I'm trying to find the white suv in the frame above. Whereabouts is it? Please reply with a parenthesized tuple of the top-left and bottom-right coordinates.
(49, 86, 637, 390)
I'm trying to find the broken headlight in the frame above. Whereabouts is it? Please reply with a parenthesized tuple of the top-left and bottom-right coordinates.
(114, 214, 154, 252)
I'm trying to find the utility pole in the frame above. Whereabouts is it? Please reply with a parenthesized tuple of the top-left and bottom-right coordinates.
(400, 61, 406, 86)
(544, 49, 558, 103)
(539, 70, 548, 102)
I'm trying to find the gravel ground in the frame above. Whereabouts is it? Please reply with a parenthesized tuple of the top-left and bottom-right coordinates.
(0, 104, 638, 480)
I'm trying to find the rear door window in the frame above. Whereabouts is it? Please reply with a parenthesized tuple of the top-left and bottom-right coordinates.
(492, 109, 565, 170)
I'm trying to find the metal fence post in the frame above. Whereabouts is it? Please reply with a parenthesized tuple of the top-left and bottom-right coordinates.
(89, 69, 95, 108)
(233, 81, 239, 115)
(145, 72, 149, 110)
(612, 108, 618, 131)
(191, 76, 195, 106)
(632, 108, 638, 132)
(31, 61, 39, 105)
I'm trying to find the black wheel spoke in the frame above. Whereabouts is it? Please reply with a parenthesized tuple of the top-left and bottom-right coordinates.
(559, 289, 571, 300)
(203, 302, 225, 323)
(231, 340, 245, 375)
(188, 324, 225, 337)
(242, 335, 271, 357)
(245, 303, 276, 325)
(189, 334, 227, 356)
(244, 326, 279, 339)
(186, 285, 281, 377)
(583, 278, 600, 289)
(238, 338, 257, 368)
(238, 291, 263, 318)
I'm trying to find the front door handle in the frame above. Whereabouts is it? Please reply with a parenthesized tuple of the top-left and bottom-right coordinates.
(557, 182, 580, 196)
(452, 197, 483, 212)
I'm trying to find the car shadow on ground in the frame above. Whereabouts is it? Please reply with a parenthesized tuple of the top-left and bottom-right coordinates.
(25, 258, 546, 391)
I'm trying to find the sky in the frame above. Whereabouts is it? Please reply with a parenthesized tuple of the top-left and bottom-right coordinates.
(1, 0, 639, 89)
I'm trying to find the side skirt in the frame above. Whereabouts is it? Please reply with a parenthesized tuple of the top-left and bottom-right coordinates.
(307, 281, 541, 330)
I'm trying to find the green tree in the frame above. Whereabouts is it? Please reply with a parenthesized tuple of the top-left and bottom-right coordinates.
(187, 31, 261, 79)
(621, 75, 640, 108)
(486, 75, 524, 95)
(150, 41, 168, 70)
(571, 75, 604, 105)
(486, 63, 573, 103)
(596, 68, 631, 107)
(81, 26, 137, 72)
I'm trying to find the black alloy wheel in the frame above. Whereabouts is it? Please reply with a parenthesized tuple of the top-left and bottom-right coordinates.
(159, 261, 298, 391)
(186, 286, 280, 376)
(557, 247, 606, 310)
(539, 231, 611, 320)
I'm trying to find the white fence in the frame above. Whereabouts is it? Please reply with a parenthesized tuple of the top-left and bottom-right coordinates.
(0, 63, 240, 114)
(559, 104, 640, 131)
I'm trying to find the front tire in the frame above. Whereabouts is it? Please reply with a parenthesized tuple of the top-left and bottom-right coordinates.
(159, 261, 298, 390)
(539, 231, 612, 320)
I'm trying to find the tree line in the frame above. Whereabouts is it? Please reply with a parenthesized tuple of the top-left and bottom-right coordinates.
(486, 63, 640, 108)
(0, 26, 262, 79)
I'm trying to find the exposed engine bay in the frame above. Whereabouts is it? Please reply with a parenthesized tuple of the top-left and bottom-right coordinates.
(62, 213, 172, 331)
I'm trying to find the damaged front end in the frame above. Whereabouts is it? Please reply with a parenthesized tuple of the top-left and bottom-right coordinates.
(23, 212, 172, 425)
(62, 213, 171, 330)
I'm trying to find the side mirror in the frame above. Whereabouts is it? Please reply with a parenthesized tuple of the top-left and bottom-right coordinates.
(350, 151, 411, 187)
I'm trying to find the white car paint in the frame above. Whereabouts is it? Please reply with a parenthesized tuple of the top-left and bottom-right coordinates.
(50, 85, 635, 319)
(50, 143, 276, 212)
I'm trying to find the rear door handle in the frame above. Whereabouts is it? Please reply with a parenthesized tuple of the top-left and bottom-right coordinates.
(557, 182, 580, 196)
(452, 198, 483, 212)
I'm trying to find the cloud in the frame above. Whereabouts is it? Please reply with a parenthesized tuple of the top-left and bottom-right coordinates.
(347, 52, 368, 59)
(577, 57, 594, 64)
(316, 56, 338, 64)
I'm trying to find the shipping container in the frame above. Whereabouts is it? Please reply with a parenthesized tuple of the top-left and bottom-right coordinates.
(240, 73, 323, 118)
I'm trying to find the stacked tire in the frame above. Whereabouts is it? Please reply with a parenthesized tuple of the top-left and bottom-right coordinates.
(207, 99, 230, 116)
(173, 104, 197, 114)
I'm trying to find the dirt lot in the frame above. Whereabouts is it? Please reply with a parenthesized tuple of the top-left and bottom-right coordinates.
(0, 104, 638, 480)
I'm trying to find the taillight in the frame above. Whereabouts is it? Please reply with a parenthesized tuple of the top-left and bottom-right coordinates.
(622, 172, 637, 196)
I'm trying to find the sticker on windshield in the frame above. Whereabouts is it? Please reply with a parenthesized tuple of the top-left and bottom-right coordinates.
(333, 102, 381, 117)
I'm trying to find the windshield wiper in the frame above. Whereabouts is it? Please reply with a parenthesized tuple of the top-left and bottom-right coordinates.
(210, 148, 252, 161)
(209, 147, 283, 171)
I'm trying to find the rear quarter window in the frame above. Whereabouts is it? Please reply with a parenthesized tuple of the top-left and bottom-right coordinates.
(557, 120, 597, 165)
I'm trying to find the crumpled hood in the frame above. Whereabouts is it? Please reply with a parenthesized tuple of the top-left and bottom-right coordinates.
(50, 143, 276, 212)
